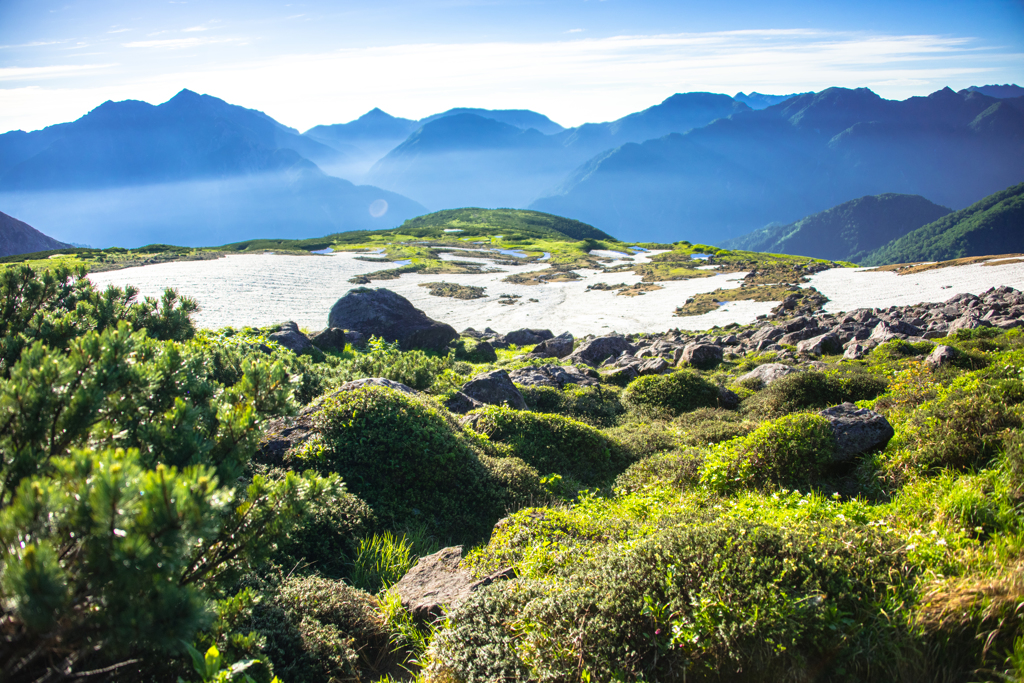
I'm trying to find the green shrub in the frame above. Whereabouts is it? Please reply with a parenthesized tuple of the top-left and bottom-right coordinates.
(604, 420, 680, 461)
(430, 515, 911, 682)
(469, 405, 632, 485)
(622, 370, 721, 417)
(701, 414, 836, 491)
(454, 337, 498, 363)
(334, 335, 454, 391)
(519, 383, 624, 426)
(882, 379, 1022, 483)
(614, 448, 704, 493)
(289, 387, 511, 542)
(745, 369, 887, 418)
(674, 407, 759, 446)
(872, 339, 936, 360)
(247, 575, 392, 682)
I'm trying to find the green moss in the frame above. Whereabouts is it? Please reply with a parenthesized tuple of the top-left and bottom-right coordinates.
(469, 405, 633, 486)
(289, 387, 513, 542)
(519, 384, 624, 427)
(701, 413, 836, 491)
(622, 370, 721, 416)
(744, 369, 888, 418)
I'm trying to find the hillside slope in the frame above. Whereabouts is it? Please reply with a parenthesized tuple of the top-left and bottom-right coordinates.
(721, 194, 952, 262)
(0, 211, 70, 257)
(861, 182, 1024, 265)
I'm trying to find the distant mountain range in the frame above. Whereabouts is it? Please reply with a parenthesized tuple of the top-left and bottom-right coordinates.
(532, 87, 1024, 242)
(364, 92, 750, 211)
(1, 85, 1021, 248)
(0, 211, 69, 257)
(722, 194, 952, 262)
(0, 90, 426, 247)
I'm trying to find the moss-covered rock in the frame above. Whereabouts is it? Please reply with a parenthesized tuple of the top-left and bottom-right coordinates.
(468, 405, 632, 485)
(622, 369, 721, 416)
(744, 369, 887, 418)
(289, 387, 522, 542)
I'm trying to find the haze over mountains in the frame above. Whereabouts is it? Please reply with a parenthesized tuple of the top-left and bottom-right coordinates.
(0, 90, 426, 248)
(0, 84, 1021, 249)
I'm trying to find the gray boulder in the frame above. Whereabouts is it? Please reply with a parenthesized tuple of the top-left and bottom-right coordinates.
(818, 403, 895, 463)
(717, 386, 740, 410)
(676, 343, 723, 367)
(338, 377, 418, 395)
(505, 328, 554, 346)
(532, 332, 574, 359)
(309, 327, 347, 352)
(460, 369, 527, 410)
(796, 332, 842, 357)
(843, 343, 870, 361)
(444, 391, 485, 415)
(603, 365, 638, 384)
(328, 288, 457, 352)
(736, 363, 801, 387)
(638, 357, 670, 375)
(268, 321, 312, 353)
(926, 344, 959, 368)
(393, 546, 515, 620)
(948, 314, 992, 333)
(568, 336, 633, 367)
(508, 365, 599, 389)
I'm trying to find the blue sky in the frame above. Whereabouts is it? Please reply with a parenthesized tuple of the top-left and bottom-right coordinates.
(1, 0, 1021, 133)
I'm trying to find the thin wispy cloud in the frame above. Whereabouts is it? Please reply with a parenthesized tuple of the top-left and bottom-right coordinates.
(0, 40, 63, 49)
(183, 26, 209, 32)
(0, 63, 117, 82)
(124, 36, 239, 49)
(108, 28, 133, 34)
(1, 28, 1018, 133)
(566, 28, 584, 34)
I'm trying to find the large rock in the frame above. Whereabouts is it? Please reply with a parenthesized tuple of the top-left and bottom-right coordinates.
(676, 343, 724, 367)
(308, 327, 347, 352)
(328, 288, 458, 351)
(735, 363, 801, 387)
(568, 336, 633, 367)
(948, 314, 992, 333)
(393, 546, 515, 620)
(460, 369, 528, 410)
(532, 332, 574, 359)
(505, 328, 554, 346)
(796, 332, 842, 357)
(818, 403, 895, 463)
(444, 391, 484, 415)
(268, 321, 312, 353)
(508, 365, 599, 388)
(926, 344, 959, 368)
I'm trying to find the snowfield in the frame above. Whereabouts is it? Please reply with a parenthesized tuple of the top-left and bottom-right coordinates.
(87, 252, 1024, 335)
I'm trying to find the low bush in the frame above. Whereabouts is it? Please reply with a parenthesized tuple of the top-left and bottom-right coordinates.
(430, 514, 913, 682)
(334, 335, 454, 391)
(614, 447, 704, 493)
(453, 336, 498, 363)
(701, 413, 836, 491)
(744, 369, 887, 418)
(622, 370, 721, 417)
(673, 407, 759, 446)
(289, 387, 515, 542)
(519, 383, 624, 426)
(246, 575, 392, 682)
(469, 405, 632, 485)
(881, 378, 1023, 484)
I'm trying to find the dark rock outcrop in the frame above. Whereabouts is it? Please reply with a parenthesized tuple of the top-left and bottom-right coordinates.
(508, 365, 599, 388)
(568, 336, 632, 367)
(531, 332, 574, 359)
(393, 546, 515, 620)
(269, 321, 313, 353)
(309, 327, 348, 352)
(505, 328, 554, 346)
(328, 288, 457, 351)
(819, 402, 895, 462)
(460, 369, 528, 410)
